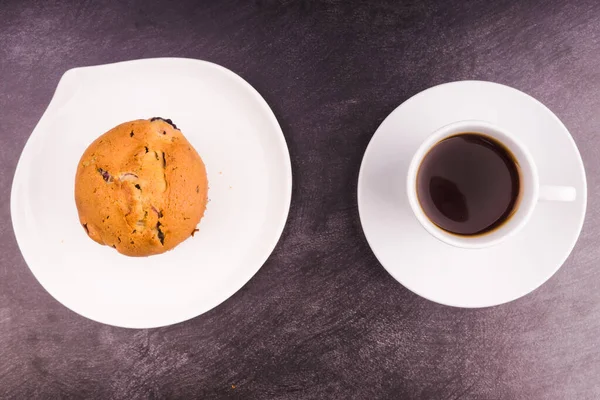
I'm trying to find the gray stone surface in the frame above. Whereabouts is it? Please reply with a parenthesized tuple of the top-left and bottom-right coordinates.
(1, 0, 599, 398)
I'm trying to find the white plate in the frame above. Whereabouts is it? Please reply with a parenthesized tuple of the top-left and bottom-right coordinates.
(11, 58, 292, 328)
(358, 81, 587, 308)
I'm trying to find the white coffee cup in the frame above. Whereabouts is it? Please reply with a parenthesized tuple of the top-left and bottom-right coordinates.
(406, 120, 576, 249)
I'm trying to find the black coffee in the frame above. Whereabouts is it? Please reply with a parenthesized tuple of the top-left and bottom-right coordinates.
(416, 133, 520, 236)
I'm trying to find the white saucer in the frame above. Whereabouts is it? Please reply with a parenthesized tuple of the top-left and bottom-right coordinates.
(11, 58, 292, 328)
(357, 81, 587, 308)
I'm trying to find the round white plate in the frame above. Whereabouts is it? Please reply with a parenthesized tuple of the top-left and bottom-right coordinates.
(358, 81, 587, 308)
(11, 58, 292, 328)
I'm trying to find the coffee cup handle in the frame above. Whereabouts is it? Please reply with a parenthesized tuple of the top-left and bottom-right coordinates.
(539, 185, 576, 202)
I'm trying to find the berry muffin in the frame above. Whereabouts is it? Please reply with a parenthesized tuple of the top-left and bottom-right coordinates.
(75, 117, 208, 257)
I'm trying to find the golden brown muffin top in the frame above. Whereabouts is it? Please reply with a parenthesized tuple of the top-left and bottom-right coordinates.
(75, 118, 208, 257)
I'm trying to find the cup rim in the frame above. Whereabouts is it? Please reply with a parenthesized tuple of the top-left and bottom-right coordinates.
(406, 120, 539, 249)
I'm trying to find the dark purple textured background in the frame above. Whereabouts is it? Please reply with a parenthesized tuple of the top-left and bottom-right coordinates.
(1, 0, 599, 398)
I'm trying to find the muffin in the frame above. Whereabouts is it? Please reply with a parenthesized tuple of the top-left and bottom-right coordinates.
(75, 117, 208, 257)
